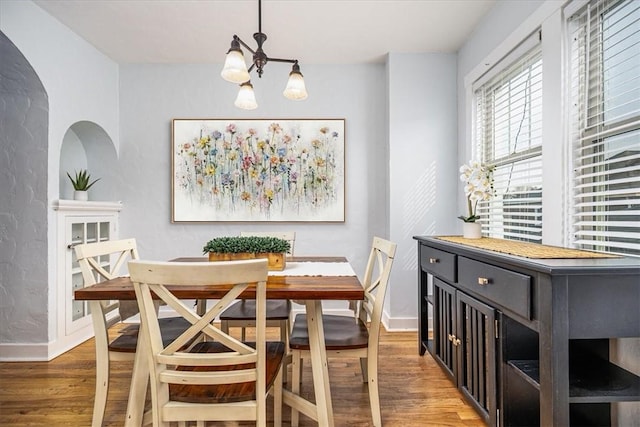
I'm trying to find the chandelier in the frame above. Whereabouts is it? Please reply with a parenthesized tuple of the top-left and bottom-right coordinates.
(220, 0, 308, 110)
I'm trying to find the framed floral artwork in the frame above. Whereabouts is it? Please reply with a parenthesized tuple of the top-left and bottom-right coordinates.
(171, 119, 345, 222)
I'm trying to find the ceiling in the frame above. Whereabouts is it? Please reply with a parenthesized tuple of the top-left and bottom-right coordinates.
(32, 0, 495, 65)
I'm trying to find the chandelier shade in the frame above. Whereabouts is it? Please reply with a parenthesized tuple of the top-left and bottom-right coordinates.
(234, 82, 258, 110)
(221, 40, 250, 84)
(283, 63, 308, 100)
(221, 0, 308, 109)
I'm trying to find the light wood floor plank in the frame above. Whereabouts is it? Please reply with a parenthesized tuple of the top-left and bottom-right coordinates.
(0, 326, 485, 426)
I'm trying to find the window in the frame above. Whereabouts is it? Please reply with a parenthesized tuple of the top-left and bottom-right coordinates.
(473, 34, 543, 242)
(569, 0, 640, 256)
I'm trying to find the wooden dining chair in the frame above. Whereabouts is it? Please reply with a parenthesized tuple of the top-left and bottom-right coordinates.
(128, 259, 284, 427)
(74, 238, 192, 427)
(288, 236, 397, 427)
(220, 231, 295, 381)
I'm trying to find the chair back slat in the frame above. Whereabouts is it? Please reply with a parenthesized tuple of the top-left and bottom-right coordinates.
(157, 351, 258, 368)
(159, 368, 258, 386)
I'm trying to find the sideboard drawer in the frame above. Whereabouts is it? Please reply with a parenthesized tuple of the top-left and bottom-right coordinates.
(458, 257, 531, 319)
(420, 245, 456, 282)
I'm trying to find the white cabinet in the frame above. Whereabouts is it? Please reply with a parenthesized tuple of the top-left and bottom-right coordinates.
(53, 200, 123, 356)
(66, 217, 114, 333)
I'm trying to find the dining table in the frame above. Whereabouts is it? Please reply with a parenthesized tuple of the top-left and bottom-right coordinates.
(74, 255, 364, 427)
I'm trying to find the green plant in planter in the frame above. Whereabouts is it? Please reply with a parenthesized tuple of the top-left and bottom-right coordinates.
(203, 236, 291, 254)
(67, 169, 100, 191)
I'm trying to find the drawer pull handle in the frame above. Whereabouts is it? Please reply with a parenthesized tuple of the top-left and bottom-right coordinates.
(429, 258, 439, 264)
(447, 334, 461, 346)
(478, 277, 490, 285)
(447, 334, 460, 347)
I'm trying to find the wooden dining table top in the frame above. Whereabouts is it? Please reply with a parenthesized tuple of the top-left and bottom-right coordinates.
(74, 256, 364, 301)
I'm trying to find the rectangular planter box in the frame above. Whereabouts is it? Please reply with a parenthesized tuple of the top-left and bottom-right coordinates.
(207, 252, 286, 271)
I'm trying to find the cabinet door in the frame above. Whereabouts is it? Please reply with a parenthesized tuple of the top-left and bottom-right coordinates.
(65, 216, 115, 335)
(457, 291, 497, 426)
(433, 278, 457, 380)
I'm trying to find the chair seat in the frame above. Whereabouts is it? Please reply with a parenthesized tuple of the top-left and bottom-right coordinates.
(170, 341, 286, 403)
(220, 299, 291, 321)
(289, 314, 369, 351)
(109, 317, 193, 353)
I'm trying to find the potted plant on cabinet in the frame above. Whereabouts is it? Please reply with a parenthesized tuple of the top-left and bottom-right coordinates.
(458, 160, 494, 239)
(67, 169, 100, 201)
(203, 236, 291, 271)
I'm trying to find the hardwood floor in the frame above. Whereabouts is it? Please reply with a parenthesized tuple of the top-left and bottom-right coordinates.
(0, 327, 485, 426)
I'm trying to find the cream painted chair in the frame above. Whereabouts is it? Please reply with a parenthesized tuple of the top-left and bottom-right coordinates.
(219, 231, 295, 381)
(74, 238, 191, 427)
(129, 259, 284, 427)
(220, 231, 296, 383)
(288, 236, 397, 427)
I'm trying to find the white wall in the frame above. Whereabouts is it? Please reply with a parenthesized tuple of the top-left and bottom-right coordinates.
(117, 62, 389, 314)
(0, 0, 119, 358)
(387, 52, 459, 329)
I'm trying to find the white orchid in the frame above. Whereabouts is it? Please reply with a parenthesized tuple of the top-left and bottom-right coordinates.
(458, 160, 494, 222)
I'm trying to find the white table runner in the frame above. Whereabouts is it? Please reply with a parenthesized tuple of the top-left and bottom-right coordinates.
(268, 261, 356, 277)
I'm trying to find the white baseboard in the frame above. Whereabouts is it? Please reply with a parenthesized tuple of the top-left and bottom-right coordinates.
(289, 306, 355, 319)
(291, 307, 419, 332)
(0, 342, 51, 361)
(382, 312, 418, 331)
(0, 328, 94, 362)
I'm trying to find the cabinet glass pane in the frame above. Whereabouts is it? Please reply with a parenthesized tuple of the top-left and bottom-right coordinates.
(99, 222, 110, 241)
(72, 272, 86, 322)
(71, 223, 84, 243)
(86, 222, 98, 243)
(72, 272, 84, 291)
(71, 299, 85, 322)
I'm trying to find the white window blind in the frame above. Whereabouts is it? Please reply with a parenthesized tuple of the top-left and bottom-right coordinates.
(474, 36, 543, 242)
(569, 0, 640, 256)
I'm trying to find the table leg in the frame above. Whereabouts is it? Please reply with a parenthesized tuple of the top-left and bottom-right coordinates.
(124, 319, 150, 427)
(305, 300, 335, 427)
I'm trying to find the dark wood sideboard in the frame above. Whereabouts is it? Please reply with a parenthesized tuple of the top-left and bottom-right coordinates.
(414, 236, 640, 427)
